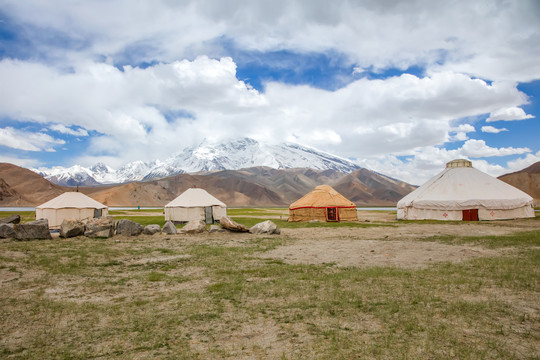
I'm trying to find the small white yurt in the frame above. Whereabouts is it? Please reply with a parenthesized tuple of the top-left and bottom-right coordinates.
(36, 192, 108, 228)
(397, 159, 535, 221)
(164, 188, 227, 224)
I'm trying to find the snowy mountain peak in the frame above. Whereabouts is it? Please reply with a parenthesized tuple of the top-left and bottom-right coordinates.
(34, 138, 361, 185)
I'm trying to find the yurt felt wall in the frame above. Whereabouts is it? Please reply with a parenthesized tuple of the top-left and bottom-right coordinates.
(164, 188, 227, 223)
(36, 192, 108, 228)
(289, 206, 357, 222)
(289, 185, 358, 222)
(397, 159, 535, 221)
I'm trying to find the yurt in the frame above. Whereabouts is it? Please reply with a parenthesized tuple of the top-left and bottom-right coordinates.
(36, 192, 108, 228)
(289, 185, 358, 222)
(397, 159, 535, 221)
(164, 188, 227, 224)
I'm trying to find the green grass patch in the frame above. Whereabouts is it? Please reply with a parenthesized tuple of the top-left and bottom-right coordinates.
(0, 211, 36, 223)
(109, 208, 163, 215)
(227, 208, 287, 216)
(423, 230, 540, 248)
(0, 226, 538, 359)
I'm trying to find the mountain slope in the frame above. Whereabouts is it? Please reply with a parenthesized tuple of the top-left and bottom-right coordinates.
(499, 161, 540, 206)
(35, 138, 360, 185)
(0, 163, 65, 205)
(1, 162, 415, 207)
(333, 168, 417, 206)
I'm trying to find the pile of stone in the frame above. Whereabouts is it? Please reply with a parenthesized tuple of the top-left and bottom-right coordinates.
(0, 214, 280, 240)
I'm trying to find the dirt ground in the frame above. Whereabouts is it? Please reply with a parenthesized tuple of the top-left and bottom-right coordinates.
(111, 211, 540, 270)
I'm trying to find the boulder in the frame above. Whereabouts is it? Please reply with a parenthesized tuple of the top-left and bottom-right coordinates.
(0, 214, 21, 224)
(162, 221, 177, 235)
(84, 216, 115, 238)
(59, 219, 85, 238)
(143, 224, 161, 235)
(14, 219, 52, 240)
(116, 219, 144, 236)
(219, 216, 248, 232)
(208, 225, 226, 233)
(181, 220, 206, 234)
(0, 223, 15, 238)
(249, 220, 280, 235)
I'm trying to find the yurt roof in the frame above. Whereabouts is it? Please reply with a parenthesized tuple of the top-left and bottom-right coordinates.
(290, 185, 356, 209)
(36, 192, 107, 210)
(165, 188, 226, 208)
(397, 159, 533, 210)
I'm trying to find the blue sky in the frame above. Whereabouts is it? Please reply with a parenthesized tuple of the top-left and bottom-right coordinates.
(0, 0, 539, 184)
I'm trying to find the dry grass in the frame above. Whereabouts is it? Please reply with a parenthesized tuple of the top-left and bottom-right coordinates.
(0, 212, 539, 359)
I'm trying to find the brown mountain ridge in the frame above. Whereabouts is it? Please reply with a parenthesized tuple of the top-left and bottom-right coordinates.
(0, 163, 417, 207)
(498, 161, 540, 207)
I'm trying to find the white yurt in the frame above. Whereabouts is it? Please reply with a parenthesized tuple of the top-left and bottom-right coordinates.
(397, 159, 535, 221)
(164, 188, 227, 224)
(36, 192, 108, 228)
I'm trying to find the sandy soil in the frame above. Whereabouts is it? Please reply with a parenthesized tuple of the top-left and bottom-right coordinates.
(257, 217, 539, 269)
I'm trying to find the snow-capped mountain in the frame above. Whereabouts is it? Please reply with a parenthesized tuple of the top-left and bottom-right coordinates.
(34, 138, 360, 185)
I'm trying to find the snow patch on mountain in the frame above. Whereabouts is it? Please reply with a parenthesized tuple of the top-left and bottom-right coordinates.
(34, 138, 360, 185)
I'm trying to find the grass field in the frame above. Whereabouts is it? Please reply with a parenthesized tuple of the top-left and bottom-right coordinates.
(0, 211, 538, 359)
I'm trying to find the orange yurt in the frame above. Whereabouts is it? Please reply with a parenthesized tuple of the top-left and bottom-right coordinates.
(289, 185, 357, 222)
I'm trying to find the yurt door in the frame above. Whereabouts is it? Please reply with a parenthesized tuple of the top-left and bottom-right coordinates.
(204, 206, 214, 224)
(94, 209, 102, 218)
(326, 207, 338, 222)
(462, 209, 479, 221)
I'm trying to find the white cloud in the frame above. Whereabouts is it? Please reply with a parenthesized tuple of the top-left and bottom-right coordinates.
(448, 123, 475, 141)
(0, 155, 40, 168)
(357, 139, 535, 185)
(506, 151, 540, 173)
(486, 107, 535, 122)
(50, 124, 89, 136)
(0, 1, 538, 178)
(0, 57, 532, 165)
(2, 0, 539, 82)
(0, 127, 65, 152)
(481, 125, 508, 133)
(460, 139, 530, 158)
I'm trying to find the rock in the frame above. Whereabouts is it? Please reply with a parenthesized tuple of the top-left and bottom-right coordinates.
(181, 220, 206, 234)
(249, 220, 280, 235)
(59, 219, 85, 238)
(0, 214, 21, 224)
(116, 219, 144, 236)
(0, 223, 15, 238)
(143, 224, 161, 235)
(162, 221, 177, 235)
(219, 216, 248, 232)
(84, 216, 115, 238)
(208, 225, 226, 233)
(14, 219, 52, 240)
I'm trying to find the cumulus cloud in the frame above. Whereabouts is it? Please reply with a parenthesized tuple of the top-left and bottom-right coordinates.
(0, 127, 65, 152)
(0, 0, 538, 179)
(357, 138, 534, 185)
(448, 123, 475, 141)
(460, 139, 530, 158)
(50, 124, 89, 136)
(1, 0, 539, 82)
(506, 151, 540, 172)
(486, 107, 535, 122)
(0, 56, 533, 164)
(0, 155, 40, 168)
(481, 125, 508, 133)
